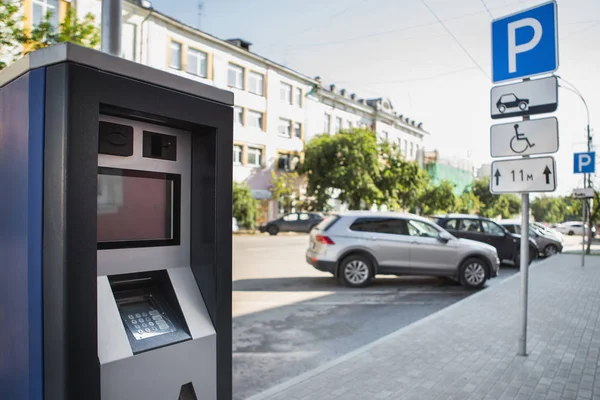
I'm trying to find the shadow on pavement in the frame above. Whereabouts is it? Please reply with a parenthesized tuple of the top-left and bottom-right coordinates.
(233, 275, 475, 292)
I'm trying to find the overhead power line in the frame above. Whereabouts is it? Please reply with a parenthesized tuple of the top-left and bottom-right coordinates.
(420, 0, 491, 81)
(480, 0, 494, 19)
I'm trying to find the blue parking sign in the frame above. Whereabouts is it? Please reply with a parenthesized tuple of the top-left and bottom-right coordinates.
(492, 1, 558, 83)
(574, 152, 595, 174)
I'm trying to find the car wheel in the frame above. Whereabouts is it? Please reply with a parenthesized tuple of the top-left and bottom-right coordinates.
(339, 255, 373, 288)
(498, 104, 506, 113)
(459, 258, 487, 289)
(515, 246, 536, 268)
(267, 225, 279, 236)
(544, 244, 559, 257)
(518, 101, 528, 110)
(568, 230, 574, 236)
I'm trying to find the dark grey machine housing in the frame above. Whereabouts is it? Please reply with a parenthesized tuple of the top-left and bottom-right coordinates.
(0, 43, 233, 400)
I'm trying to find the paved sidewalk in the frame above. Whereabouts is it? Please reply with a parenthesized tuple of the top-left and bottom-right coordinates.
(249, 255, 600, 400)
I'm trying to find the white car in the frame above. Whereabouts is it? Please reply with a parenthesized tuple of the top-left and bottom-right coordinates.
(555, 221, 596, 236)
(232, 217, 239, 233)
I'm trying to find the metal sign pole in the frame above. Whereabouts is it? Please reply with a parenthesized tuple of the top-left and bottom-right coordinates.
(582, 200, 586, 266)
(518, 193, 530, 356)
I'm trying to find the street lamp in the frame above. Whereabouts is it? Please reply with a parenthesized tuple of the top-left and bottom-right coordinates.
(557, 75, 594, 255)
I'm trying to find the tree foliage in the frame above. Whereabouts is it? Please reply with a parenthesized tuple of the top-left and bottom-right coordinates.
(420, 180, 457, 215)
(473, 176, 521, 218)
(530, 195, 581, 224)
(269, 171, 301, 214)
(377, 141, 430, 211)
(0, 3, 100, 71)
(232, 182, 259, 229)
(301, 128, 381, 210)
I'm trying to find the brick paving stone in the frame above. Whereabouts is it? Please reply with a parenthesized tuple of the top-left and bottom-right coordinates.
(250, 255, 600, 400)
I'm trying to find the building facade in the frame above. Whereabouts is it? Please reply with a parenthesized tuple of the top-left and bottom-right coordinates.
(15, 0, 429, 219)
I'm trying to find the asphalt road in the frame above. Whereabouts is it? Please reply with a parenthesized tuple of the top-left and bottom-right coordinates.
(232, 234, 527, 400)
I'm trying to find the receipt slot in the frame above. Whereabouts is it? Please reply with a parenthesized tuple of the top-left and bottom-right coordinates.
(0, 44, 233, 400)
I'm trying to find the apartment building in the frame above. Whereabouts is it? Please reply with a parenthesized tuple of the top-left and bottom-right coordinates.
(15, 0, 429, 218)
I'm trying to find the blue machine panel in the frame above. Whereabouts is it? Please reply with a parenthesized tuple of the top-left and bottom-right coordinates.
(0, 69, 45, 400)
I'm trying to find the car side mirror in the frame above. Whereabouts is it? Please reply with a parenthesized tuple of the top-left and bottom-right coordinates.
(438, 231, 453, 243)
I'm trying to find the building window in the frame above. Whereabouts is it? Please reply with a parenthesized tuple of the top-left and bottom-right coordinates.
(247, 147, 263, 167)
(294, 122, 302, 139)
(121, 23, 137, 61)
(278, 154, 291, 171)
(404, 140, 408, 156)
(187, 48, 208, 77)
(169, 41, 182, 70)
(410, 142, 414, 158)
(248, 72, 264, 96)
(233, 145, 243, 165)
(295, 87, 302, 107)
(228, 63, 245, 89)
(247, 110, 264, 130)
(381, 131, 389, 142)
(234, 106, 243, 125)
(347, 120, 353, 129)
(32, 0, 59, 27)
(280, 83, 292, 104)
(324, 113, 331, 134)
(335, 117, 342, 133)
(278, 118, 292, 138)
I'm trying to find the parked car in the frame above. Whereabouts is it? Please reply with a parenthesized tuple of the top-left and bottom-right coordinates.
(260, 212, 324, 235)
(555, 221, 596, 236)
(499, 220, 562, 258)
(435, 214, 538, 267)
(306, 212, 499, 289)
(530, 221, 564, 243)
(232, 217, 239, 233)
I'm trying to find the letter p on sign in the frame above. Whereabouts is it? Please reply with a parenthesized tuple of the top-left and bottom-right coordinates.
(508, 18, 542, 73)
(574, 152, 595, 174)
(491, 1, 558, 83)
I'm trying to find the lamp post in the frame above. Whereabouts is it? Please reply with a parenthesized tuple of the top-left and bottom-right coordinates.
(557, 76, 593, 254)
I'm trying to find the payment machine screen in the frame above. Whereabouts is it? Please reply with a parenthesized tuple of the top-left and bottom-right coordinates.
(97, 168, 181, 249)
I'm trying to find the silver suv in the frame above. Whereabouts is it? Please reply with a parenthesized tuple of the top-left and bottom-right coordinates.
(306, 212, 500, 289)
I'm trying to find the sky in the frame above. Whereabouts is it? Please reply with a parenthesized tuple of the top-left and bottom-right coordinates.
(150, 0, 600, 196)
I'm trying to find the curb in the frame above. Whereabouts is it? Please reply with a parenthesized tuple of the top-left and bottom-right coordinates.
(246, 256, 556, 400)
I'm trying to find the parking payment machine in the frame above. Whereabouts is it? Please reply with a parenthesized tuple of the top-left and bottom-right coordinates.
(0, 44, 233, 400)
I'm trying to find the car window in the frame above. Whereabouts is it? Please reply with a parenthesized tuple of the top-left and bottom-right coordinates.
(283, 213, 298, 222)
(315, 215, 340, 231)
(459, 219, 482, 233)
(408, 220, 440, 238)
(350, 218, 409, 235)
(503, 224, 516, 234)
(501, 94, 516, 102)
(481, 220, 505, 236)
(299, 213, 310, 220)
(444, 219, 459, 230)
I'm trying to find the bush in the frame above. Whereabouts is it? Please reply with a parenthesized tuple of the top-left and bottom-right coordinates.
(232, 182, 259, 230)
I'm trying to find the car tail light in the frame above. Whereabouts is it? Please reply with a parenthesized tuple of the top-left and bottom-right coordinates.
(315, 234, 335, 245)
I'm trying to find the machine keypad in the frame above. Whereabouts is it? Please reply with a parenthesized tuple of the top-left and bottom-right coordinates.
(119, 302, 177, 341)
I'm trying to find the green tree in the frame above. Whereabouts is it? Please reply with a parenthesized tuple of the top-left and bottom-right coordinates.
(420, 180, 457, 215)
(301, 128, 381, 210)
(531, 195, 581, 224)
(473, 176, 521, 218)
(0, 0, 26, 70)
(0, 3, 99, 71)
(269, 171, 300, 214)
(377, 140, 430, 211)
(455, 190, 483, 214)
(232, 182, 259, 230)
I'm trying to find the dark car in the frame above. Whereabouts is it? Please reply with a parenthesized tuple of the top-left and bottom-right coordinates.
(435, 214, 538, 267)
(260, 212, 324, 235)
(496, 93, 529, 113)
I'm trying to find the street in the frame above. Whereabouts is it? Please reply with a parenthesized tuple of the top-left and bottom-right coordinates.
(231, 234, 572, 400)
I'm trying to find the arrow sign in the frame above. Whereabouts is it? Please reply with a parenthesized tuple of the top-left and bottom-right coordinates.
(543, 166, 551, 184)
(490, 156, 556, 194)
